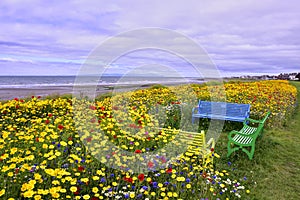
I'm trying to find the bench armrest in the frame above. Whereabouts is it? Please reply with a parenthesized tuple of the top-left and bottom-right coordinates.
(244, 118, 261, 124)
(206, 138, 215, 149)
(192, 106, 199, 114)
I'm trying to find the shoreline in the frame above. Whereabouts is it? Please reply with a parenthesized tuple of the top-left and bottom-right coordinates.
(0, 81, 199, 100)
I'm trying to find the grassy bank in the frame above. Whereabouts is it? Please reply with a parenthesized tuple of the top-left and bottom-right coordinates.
(215, 81, 300, 199)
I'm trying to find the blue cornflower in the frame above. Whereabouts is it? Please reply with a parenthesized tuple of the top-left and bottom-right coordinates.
(142, 186, 148, 190)
(164, 181, 169, 185)
(186, 178, 191, 183)
(137, 194, 143, 198)
(100, 177, 106, 183)
(124, 193, 129, 198)
(152, 182, 158, 188)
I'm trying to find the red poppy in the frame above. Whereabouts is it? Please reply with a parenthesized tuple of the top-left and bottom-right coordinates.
(31, 96, 35, 98)
(86, 137, 92, 142)
(58, 124, 64, 130)
(37, 96, 41, 99)
(160, 157, 167, 163)
(210, 148, 214, 152)
(147, 161, 154, 168)
(166, 168, 172, 174)
(78, 166, 85, 172)
(89, 105, 96, 110)
(35, 137, 39, 142)
(68, 136, 73, 141)
(45, 119, 50, 124)
(135, 149, 142, 154)
(91, 197, 99, 200)
(138, 173, 145, 181)
(123, 177, 133, 183)
(48, 113, 53, 117)
(74, 187, 80, 195)
(14, 98, 19, 101)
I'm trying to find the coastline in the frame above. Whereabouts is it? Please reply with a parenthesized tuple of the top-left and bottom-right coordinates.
(0, 81, 197, 101)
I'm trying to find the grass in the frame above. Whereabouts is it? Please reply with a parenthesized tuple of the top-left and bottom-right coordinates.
(215, 81, 300, 199)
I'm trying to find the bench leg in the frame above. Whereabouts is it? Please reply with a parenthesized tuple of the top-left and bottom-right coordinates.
(227, 143, 255, 160)
(227, 142, 239, 158)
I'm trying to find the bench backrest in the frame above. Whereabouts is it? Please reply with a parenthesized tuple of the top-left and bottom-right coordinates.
(198, 100, 251, 118)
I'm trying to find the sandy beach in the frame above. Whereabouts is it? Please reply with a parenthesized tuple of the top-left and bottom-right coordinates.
(0, 82, 187, 101)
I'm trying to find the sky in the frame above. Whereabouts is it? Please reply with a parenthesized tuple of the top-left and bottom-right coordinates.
(0, 0, 299, 77)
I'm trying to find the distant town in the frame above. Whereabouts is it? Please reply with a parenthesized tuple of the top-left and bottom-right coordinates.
(233, 72, 300, 81)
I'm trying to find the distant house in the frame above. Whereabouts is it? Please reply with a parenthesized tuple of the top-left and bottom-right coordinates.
(295, 73, 300, 81)
(276, 73, 299, 80)
(277, 73, 290, 80)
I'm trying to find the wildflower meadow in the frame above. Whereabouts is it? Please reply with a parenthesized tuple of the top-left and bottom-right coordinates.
(0, 80, 297, 199)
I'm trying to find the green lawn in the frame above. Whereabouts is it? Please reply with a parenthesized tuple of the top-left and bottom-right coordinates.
(215, 81, 300, 199)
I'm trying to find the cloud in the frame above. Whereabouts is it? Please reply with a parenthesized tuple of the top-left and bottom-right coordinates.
(0, 0, 299, 76)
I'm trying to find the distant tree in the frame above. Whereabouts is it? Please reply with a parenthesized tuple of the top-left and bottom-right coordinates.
(296, 73, 300, 81)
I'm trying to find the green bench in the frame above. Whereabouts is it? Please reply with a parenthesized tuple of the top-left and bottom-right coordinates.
(227, 111, 271, 160)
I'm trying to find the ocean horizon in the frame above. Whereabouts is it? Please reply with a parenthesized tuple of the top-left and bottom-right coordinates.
(0, 75, 204, 89)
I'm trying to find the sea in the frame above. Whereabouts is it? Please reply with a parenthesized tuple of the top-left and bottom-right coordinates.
(0, 76, 203, 89)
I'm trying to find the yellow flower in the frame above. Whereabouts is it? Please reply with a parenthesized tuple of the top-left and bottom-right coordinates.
(23, 190, 35, 198)
(8, 172, 14, 177)
(34, 195, 42, 200)
(129, 192, 135, 198)
(80, 178, 89, 183)
(186, 184, 191, 189)
(70, 186, 77, 192)
(83, 194, 90, 199)
(92, 187, 99, 193)
(60, 188, 67, 193)
(112, 182, 118, 186)
(0, 189, 5, 197)
(51, 193, 60, 198)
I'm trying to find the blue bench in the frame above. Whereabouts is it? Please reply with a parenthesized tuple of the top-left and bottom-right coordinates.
(192, 100, 251, 124)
